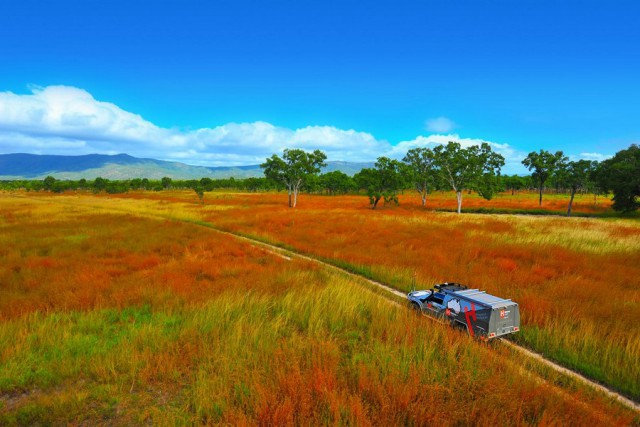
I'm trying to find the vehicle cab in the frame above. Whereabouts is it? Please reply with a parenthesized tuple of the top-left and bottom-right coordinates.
(407, 290, 446, 310)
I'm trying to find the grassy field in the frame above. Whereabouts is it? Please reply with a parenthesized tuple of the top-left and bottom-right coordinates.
(193, 191, 640, 401)
(0, 192, 638, 425)
(83, 189, 639, 399)
(419, 190, 613, 216)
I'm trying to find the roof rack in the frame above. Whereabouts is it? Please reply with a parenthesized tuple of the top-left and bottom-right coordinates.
(434, 283, 468, 292)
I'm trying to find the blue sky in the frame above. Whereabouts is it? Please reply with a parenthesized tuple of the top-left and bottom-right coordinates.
(1, 0, 639, 173)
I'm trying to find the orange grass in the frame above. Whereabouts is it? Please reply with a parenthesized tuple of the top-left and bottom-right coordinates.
(0, 199, 300, 319)
(426, 190, 613, 215)
(81, 189, 639, 400)
(0, 193, 638, 425)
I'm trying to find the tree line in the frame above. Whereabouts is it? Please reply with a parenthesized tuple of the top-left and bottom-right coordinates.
(2, 144, 638, 213)
(261, 143, 639, 214)
(0, 176, 277, 195)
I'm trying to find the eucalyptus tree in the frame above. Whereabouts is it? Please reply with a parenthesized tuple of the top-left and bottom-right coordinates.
(557, 159, 597, 216)
(402, 147, 438, 207)
(354, 157, 403, 209)
(261, 148, 327, 208)
(522, 149, 568, 206)
(433, 142, 505, 214)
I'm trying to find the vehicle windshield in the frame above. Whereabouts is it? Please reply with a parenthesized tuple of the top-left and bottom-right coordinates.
(413, 291, 433, 301)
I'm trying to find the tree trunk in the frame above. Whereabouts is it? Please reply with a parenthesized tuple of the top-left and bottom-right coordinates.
(538, 185, 543, 206)
(567, 187, 576, 216)
(287, 188, 293, 208)
(421, 193, 427, 207)
(456, 191, 462, 214)
(372, 197, 380, 209)
(292, 188, 298, 208)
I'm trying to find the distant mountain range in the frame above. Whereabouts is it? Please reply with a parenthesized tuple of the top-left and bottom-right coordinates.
(0, 153, 373, 180)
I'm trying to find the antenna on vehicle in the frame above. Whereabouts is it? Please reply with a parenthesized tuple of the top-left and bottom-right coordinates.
(411, 271, 416, 293)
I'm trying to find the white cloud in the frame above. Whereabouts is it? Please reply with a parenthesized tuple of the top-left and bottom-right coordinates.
(0, 86, 166, 146)
(425, 116, 455, 133)
(577, 152, 612, 161)
(0, 86, 387, 165)
(0, 85, 524, 172)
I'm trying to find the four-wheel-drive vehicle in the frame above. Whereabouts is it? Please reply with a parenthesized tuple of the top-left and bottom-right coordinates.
(408, 283, 520, 340)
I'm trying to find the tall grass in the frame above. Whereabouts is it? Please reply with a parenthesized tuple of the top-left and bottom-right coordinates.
(517, 317, 640, 399)
(1, 193, 637, 425)
(1, 281, 634, 425)
(47, 189, 639, 400)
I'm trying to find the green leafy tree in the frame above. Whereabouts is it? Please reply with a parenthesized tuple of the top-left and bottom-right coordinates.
(402, 147, 438, 207)
(303, 174, 321, 194)
(503, 175, 526, 195)
(433, 142, 505, 214)
(200, 177, 213, 191)
(354, 157, 403, 209)
(522, 150, 568, 206)
(594, 144, 640, 212)
(92, 177, 108, 193)
(475, 173, 500, 201)
(51, 180, 67, 193)
(43, 175, 56, 191)
(243, 177, 266, 192)
(319, 171, 354, 195)
(105, 180, 130, 194)
(557, 159, 597, 216)
(261, 149, 327, 208)
(194, 185, 205, 204)
(161, 176, 173, 189)
(129, 178, 143, 190)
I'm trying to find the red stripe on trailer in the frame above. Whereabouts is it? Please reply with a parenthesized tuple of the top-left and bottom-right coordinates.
(463, 303, 477, 337)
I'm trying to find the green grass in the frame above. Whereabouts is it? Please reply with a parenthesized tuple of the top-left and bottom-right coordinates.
(515, 321, 640, 401)
(3, 277, 632, 425)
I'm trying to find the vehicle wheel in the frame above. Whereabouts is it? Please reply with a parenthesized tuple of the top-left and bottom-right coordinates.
(410, 302, 421, 312)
